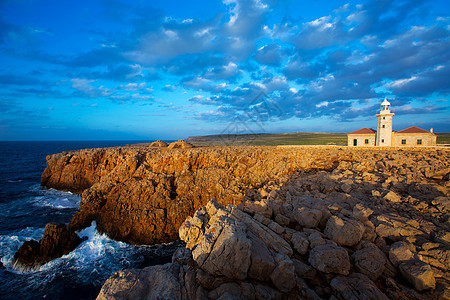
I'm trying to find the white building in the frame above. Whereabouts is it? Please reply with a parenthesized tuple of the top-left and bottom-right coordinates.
(348, 98, 436, 147)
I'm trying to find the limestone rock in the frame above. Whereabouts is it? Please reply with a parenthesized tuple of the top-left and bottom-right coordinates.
(383, 191, 402, 203)
(292, 258, 316, 280)
(97, 263, 182, 300)
(269, 258, 296, 292)
(330, 272, 389, 300)
(324, 216, 364, 247)
(399, 260, 436, 291)
(248, 231, 276, 281)
(149, 140, 169, 147)
(389, 241, 415, 267)
(13, 223, 84, 271)
(167, 140, 194, 149)
(352, 246, 386, 280)
(291, 231, 310, 255)
(295, 207, 322, 228)
(193, 216, 251, 281)
(308, 244, 351, 275)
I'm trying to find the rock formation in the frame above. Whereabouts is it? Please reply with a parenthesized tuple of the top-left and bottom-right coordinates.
(12, 223, 84, 271)
(95, 146, 449, 299)
(149, 140, 169, 147)
(40, 146, 449, 248)
(167, 140, 194, 149)
(41, 146, 347, 244)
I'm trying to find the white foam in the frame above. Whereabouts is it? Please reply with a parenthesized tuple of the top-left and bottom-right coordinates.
(31, 186, 80, 209)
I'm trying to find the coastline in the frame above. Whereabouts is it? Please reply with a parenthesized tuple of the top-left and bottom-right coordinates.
(35, 144, 450, 299)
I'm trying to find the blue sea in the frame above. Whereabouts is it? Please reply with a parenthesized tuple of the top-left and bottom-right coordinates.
(0, 141, 178, 299)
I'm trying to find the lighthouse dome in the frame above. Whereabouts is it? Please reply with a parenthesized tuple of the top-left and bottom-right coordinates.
(380, 97, 391, 113)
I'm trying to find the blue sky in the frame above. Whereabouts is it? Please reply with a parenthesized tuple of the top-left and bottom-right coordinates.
(0, 0, 449, 141)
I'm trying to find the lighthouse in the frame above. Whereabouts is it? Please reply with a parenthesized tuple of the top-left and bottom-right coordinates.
(375, 98, 395, 146)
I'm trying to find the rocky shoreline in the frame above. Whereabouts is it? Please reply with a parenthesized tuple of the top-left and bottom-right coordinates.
(13, 144, 450, 298)
(95, 146, 449, 299)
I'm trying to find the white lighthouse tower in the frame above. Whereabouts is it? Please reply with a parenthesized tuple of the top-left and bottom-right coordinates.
(376, 98, 394, 146)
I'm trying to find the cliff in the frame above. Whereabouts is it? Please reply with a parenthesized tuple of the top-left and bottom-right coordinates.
(41, 146, 350, 245)
(97, 148, 450, 299)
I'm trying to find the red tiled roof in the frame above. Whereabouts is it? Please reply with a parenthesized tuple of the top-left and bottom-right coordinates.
(348, 128, 377, 134)
(396, 126, 431, 134)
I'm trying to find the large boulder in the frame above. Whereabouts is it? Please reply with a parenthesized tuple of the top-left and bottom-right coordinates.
(330, 272, 389, 300)
(294, 207, 322, 228)
(324, 215, 364, 247)
(308, 244, 351, 275)
(13, 223, 84, 271)
(167, 140, 194, 149)
(97, 263, 183, 300)
(192, 216, 251, 281)
(149, 140, 169, 147)
(399, 260, 436, 291)
(352, 246, 386, 280)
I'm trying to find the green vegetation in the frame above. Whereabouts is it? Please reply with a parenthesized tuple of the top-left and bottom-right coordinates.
(437, 133, 450, 145)
(187, 132, 450, 147)
(187, 132, 348, 147)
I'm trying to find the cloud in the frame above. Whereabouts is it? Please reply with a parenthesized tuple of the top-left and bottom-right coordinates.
(119, 82, 147, 91)
(254, 43, 284, 66)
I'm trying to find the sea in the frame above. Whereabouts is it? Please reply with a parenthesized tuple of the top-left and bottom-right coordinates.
(0, 141, 178, 300)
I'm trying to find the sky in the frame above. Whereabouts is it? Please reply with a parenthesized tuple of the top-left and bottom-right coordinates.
(0, 0, 449, 141)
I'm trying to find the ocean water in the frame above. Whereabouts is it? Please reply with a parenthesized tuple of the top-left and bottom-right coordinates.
(0, 141, 178, 299)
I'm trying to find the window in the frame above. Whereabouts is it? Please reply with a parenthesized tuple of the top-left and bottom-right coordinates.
(365, 139, 369, 144)
(353, 139, 357, 146)
(381, 139, 384, 143)
(401, 139, 406, 145)
(383, 117, 385, 120)
(382, 125, 385, 128)
(417, 139, 422, 145)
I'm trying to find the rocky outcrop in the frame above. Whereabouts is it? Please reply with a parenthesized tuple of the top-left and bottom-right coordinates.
(41, 146, 449, 250)
(97, 146, 449, 299)
(167, 140, 194, 149)
(12, 223, 84, 271)
(149, 140, 169, 147)
(41, 146, 348, 244)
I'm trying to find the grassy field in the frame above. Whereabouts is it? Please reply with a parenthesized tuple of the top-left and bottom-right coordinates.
(187, 132, 450, 147)
(437, 133, 450, 145)
(187, 132, 348, 146)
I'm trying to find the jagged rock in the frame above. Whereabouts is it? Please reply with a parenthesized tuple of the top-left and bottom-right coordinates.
(399, 260, 436, 291)
(230, 206, 293, 257)
(291, 231, 310, 255)
(330, 272, 389, 300)
(352, 246, 386, 280)
(295, 207, 322, 228)
(193, 215, 251, 281)
(244, 201, 273, 218)
(13, 223, 84, 271)
(292, 258, 316, 280)
(208, 282, 242, 299)
(167, 140, 194, 149)
(97, 263, 183, 299)
(389, 241, 415, 267)
(247, 231, 276, 281)
(324, 215, 364, 247)
(40, 145, 450, 299)
(384, 191, 402, 203)
(275, 214, 290, 226)
(149, 140, 169, 147)
(196, 269, 229, 291)
(308, 231, 326, 248)
(309, 244, 351, 275)
(269, 258, 296, 292)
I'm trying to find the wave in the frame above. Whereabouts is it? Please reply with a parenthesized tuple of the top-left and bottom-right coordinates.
(30, 185, 80, 210)
(0, 222, 178, 299)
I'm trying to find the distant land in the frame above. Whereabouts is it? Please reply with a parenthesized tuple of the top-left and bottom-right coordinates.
(186, 132, 450, 147)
